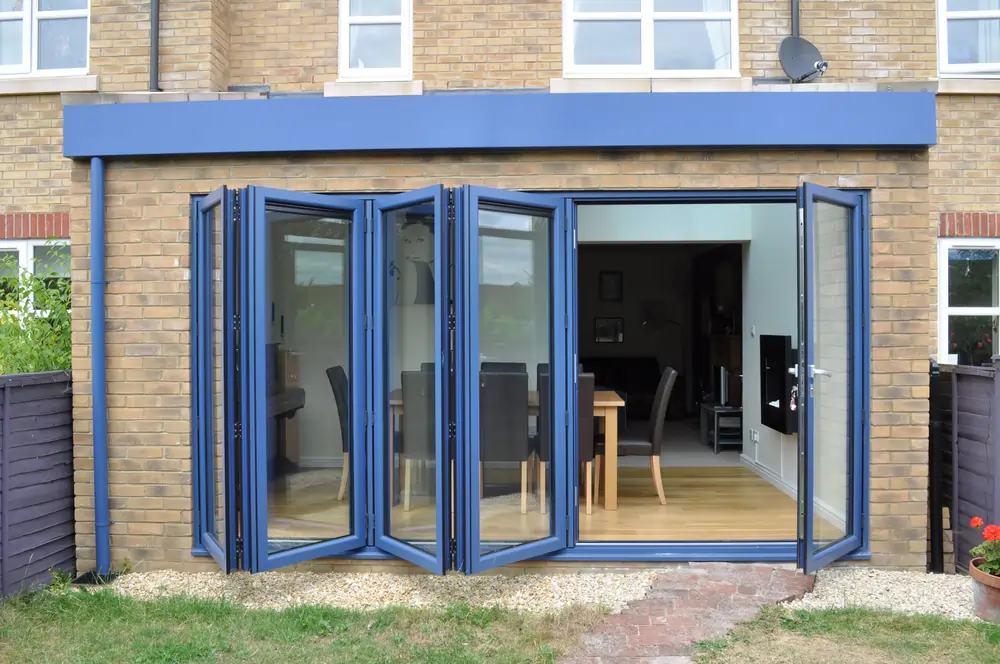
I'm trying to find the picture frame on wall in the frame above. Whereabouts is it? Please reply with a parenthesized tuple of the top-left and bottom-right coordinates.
(595, 317, 624, 343)
(598, 270, 623, 302)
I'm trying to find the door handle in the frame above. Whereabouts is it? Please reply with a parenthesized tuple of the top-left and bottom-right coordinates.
(810, 366, 832, 378)
(788, 365, 799, 378)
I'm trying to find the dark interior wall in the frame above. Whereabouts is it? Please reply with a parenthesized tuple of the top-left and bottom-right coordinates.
(578, 245, 695, 412)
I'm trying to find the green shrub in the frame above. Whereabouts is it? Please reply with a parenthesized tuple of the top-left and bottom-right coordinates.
(0, 248, 71, 376)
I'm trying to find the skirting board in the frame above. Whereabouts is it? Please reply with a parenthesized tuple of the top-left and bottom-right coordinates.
(740, 456, 848, 534)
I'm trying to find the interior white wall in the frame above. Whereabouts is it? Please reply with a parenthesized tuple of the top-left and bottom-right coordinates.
(740, 203, 799, 491)
(578, 203, 753, 244)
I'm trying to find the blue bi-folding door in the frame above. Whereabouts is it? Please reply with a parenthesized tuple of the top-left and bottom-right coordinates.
(371, 186, 452, 574)
(193, 187, 240, 572)
(460, 186, 571, 573)
(797, 182, 868, 574)
(241, 186, 369, 572)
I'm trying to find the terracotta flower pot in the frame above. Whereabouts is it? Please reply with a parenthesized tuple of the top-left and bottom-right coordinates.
(970, 557, 1000, 622)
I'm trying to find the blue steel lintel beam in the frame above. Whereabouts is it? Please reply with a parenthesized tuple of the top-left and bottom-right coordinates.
(63, 90, 937, 159)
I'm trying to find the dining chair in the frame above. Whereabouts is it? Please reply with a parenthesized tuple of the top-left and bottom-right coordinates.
(482, 361, 528, 373)
(577, 372, 596, 514)
(325, 366, 351, 501)
(595, 366, 677, 506)
(529, 369, 551, 514)
(479, 370, 531, 513)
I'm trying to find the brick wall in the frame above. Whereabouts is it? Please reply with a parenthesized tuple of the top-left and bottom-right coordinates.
(219, 0, 938, 93)
(69, 148, 931, 572)
(0, 96, 71, 215)
(0, 213, 70, 239)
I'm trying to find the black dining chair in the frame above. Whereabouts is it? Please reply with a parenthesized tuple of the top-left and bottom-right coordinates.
(479, 370, 531, 513)
(400, 369, 435, 512)
(529, 369, 551, 514)
(577, 372, 596, 514)
(595, 366, 677, 506)
(325, 366, 351, 501)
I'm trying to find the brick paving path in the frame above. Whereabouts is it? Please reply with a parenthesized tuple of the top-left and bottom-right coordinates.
(561, 563, 815, 664)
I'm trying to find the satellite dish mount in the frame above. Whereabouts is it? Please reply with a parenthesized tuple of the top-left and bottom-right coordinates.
(779, 36, 828, 84)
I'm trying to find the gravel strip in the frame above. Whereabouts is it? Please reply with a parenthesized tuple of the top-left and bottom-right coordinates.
(785, 568, 975, 620)
(111, 570, 656, 614)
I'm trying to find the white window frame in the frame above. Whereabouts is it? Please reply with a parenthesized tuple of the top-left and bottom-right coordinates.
(938, 0, 1000, 77)
(562, 0, 739, 79)
(337, 0, 412, 82)
(938, 237, 1000, 363)
(0, 239, 70, 313)
(0, 0, 90, 78)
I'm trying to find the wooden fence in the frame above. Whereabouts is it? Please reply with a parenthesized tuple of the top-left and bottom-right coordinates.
(935, 360, 1000, 572)
(0, 371, 75, 597)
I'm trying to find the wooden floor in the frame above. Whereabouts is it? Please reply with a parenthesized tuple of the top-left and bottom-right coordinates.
(268, 465, 844, 544)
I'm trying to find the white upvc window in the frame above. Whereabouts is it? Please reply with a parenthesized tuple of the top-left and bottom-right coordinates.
(563, 0, 739, 78)
(0, 239, 69, 311)
(338, 0, 412, 82)
(938, 238, 1000, 365)
(0, 0, 89, 77)
(939, 0, 1000, 76)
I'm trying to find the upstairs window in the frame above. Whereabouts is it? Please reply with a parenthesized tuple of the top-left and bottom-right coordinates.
(0, 0, 89, 77)
(338, 0, 412, 81)
(563, 0, 738, 78)
(940, 0, 1000, 75)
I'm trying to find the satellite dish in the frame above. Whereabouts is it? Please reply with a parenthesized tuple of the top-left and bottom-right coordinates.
(779, 36, 829, 83)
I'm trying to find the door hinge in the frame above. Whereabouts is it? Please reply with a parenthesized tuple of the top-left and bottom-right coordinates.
(234, 421, 242, 442)
(233, 190, 241, 225)
(233, 313, 240, 333)
(449, 539, 458, 567)
(448, 311, 456, 331)
(447, 189, 456, 224)
(448, 421, 457, 440)
(235, 538, 243, 561)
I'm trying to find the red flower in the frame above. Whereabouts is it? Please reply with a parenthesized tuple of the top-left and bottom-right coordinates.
(953, 343, 959, 350)
(972, 517, 985, 528)
(984, 525, 1000, 542)
(978, 342, 984, 349)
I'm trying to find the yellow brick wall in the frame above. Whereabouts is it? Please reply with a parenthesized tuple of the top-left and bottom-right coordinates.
(932, 95, 1000, 214)
(69, 149, 931, 572)
(0, 95, 70, 214)
(220, 0, 938, 93)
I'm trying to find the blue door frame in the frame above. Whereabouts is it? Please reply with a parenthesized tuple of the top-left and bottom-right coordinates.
(190, 186, 871, 573)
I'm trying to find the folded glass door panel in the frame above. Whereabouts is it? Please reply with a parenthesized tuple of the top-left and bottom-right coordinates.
(243, 186, 367, 572)
(461, 186, 570, 574)
(797, 182, 866, 574)
(372, 186, 451, 574)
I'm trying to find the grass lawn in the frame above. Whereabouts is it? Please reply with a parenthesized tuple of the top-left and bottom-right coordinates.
(697, 606, 1000, 664)
(0, 587, 600, 664)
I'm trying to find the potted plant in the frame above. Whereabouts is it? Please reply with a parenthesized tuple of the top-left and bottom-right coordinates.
(969, 517, 1000, 622)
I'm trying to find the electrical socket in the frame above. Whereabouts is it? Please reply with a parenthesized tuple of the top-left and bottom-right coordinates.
(749, 429, 760, 443)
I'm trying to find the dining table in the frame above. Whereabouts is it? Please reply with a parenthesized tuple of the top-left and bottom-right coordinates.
(386, 388, 627, 510)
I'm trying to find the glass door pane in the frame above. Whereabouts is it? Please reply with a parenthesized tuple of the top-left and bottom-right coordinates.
(462, 186, 569, 573)
(245, 186, 367, 571)
(373, 186, 450, 573)
(196, 186, 239, 572)
(798, 182, 865, 574)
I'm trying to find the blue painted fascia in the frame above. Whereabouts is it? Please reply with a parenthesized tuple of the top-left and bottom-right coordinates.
(64, 91, 936, 159)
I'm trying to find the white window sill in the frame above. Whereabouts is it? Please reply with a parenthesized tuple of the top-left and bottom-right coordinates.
(549, 77, 751, 94)
(325, 80, 423, 97)
(0, 74, 97, 96)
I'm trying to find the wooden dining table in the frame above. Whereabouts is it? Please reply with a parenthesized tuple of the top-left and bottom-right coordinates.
(387, 388, 626, 510)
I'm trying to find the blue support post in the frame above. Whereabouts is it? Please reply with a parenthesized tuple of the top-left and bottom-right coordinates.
(90, 156, 111, 576)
